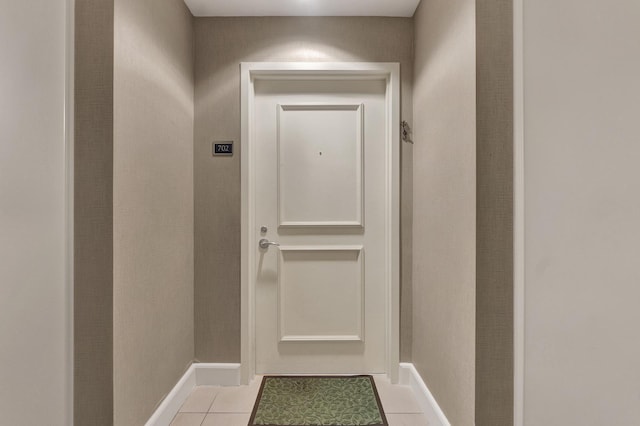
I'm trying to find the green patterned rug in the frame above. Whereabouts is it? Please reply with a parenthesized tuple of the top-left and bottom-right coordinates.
(248, 376, 388, 426)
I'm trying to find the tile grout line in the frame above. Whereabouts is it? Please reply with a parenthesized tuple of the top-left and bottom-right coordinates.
(206, 389, 219, 414)
(197, 410, 206, 426)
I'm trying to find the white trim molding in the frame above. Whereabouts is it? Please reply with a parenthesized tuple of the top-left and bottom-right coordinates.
(145, 366, 196, 426)
(513, 0, 526, 424)
(195, 363, 242, 386)
(240, 62, 401, 384)
(145, 363, 242, 426)
(399, 363, 451, 426)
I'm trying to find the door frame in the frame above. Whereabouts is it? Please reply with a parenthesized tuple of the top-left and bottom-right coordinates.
(240, 62, 401, 384)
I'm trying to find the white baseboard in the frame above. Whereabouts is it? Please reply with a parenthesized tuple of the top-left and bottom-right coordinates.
(145, 365, 196, 426)
(399, 363, 451, 426)
(195, 362, 242, 386)
(145, 363, 242, 426)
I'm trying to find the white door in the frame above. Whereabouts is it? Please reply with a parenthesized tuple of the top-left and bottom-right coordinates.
(253, 77, 389, 374)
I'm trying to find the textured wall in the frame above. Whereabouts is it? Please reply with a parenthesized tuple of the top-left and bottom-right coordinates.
(522, 0, 640, 424)
(74, 0, 114, 424)
(0, 1, 71, 425)
(475, 0, 514, 425)
(412, 0, 476, 425)
(194, 17, 414, 363)
(113, 1, 195, 425)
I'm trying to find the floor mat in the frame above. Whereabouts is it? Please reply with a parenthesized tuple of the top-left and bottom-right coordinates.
(248, 375, 388, 426)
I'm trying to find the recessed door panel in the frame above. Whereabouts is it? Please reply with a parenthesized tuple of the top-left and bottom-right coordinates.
(279, 247, 364, 342)
(278, 104, 364, 227)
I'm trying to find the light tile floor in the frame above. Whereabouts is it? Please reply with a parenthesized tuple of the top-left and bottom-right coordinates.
(170, 375, 429, 426)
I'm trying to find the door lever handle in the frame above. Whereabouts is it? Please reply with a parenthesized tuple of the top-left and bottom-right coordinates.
(259, 238, 280, 250)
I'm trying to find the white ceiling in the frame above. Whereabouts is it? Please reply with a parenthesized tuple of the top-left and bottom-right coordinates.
(184, 0, 421, 18)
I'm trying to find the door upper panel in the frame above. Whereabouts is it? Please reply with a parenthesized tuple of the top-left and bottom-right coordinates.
(277, 103, 364, 228)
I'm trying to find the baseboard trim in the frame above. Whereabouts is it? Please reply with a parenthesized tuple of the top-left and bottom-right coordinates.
(399, 363, 451, 426)
(145, 365, 196, 426)
(145, 363, 242, 426)
(195, 362, 242, 386)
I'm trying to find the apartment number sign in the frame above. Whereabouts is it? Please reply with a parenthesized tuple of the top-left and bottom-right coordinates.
(213, 141, 233, 156)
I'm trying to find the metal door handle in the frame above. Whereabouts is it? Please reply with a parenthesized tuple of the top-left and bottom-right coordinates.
(259, 238, 280, 249)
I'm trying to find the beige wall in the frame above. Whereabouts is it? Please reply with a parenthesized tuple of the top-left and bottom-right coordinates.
(412, 0, 476, 425)
(522, 0, 640, 424)
(113, 1, 195, 425)
(194, 17, 414, 362)
(475, 0, 513, 425)
(0, 1, 71, 425)
(74, 0, 114, 424)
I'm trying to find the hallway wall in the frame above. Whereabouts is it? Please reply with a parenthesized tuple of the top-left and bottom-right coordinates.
(193, 17, 415, 363)
(475, 0, 514, 424)
(0, 1, 71, 425)
(521, 0, 640, 423)
(113, 1, 195, 425)
(412, 0, 477, 425)
(74, 0, 114, 424)
(75, 1, 195, 424)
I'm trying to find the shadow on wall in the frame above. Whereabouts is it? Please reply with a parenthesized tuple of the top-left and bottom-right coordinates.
(117, 5, 193, 114)
(413, 0, 472, 93)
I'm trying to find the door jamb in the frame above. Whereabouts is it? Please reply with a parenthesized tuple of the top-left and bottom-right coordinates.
(240, 62, 401, 384)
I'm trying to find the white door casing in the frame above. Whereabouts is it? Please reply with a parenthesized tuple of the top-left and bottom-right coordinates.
(241, 62, 400, 384)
